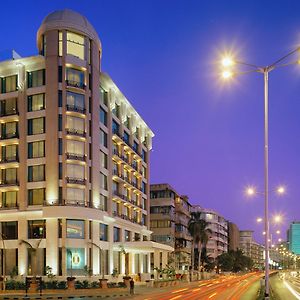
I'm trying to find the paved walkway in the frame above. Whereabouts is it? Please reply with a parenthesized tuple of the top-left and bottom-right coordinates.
(270, 274, 298, 300)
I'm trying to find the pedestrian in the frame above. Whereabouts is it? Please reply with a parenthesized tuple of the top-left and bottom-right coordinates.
(130, 278, 134, 295)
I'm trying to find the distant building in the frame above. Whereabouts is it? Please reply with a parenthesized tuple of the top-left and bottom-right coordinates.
(192, 206, 228, 260)
(150, 184, 192, 271)
(228, 222, 240, 251)
(239, 230, 264, 269)
(288, 222, 300, 254)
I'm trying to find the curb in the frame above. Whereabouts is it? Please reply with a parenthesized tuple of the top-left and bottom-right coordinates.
(1, 294, 130, 300)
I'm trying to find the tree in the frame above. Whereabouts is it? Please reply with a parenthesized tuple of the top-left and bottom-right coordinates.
(217, 252, 234, 272)
(188, 212, 212, 278)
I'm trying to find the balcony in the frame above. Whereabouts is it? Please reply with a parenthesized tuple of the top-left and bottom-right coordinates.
(112, 211, 143, 226)
(0, 156, 19, 164)
(0, 108, 18, 117)
(0, 180, 19, 187)
(113, 191, 143, 209)
(44, 199, 91, 208)
(66, 80, 85, 89)
(66, 177, 86, 185)
(66, 153, 86, 162)
(0, 203, 18, 210)
(66, 104, 86, 114)
(1, 132, 18, 140)
(66, 128, 86, 137)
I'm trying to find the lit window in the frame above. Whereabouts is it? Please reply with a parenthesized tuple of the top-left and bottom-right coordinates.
(28, 188, 45, 205)
(66, 163, 85, 180)
(1, 144, 18, 162)
(66, 188, 85, 205)
(66, 68, 85, 89)
(67, 219, 85, 239)
(1, 168, 18, 185)
(27, 70, 45, 88)
(100, 130, 107, 147)
(66, 91, 85, 110)
(66, 116, 85, 133)
(100, 223, 108, 241)
(28, 165, 45, 182)
(28, 220, 46, 239)
(66, 31, 85, 60)
(28, 117, 45, 135)
(28, 141, 45, 158)
(100, 172, 107, 190)
(1, 191, 18, 208)
(0, 98, 18, 116)
(28, 94, 45, 111)
(1, 75, 17, 93)
(58, 31, 63, 56)
(100, 151, 107, 169)
(66, 140, 85, 156)
(1, 122, 18, 139)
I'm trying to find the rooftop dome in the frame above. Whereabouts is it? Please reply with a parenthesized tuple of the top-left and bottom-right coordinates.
(37, 9, 101, 49)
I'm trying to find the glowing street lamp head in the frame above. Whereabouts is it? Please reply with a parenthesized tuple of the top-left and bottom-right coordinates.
(221, 57, 234, 67)
(263, 231, 266, 235)
(274, 215, 283, 223)
(278, 238, 282, 242)
(246, 187, 256, 196)
(256, 217, 263, 223)
(277, 186, 285, 195)
(276, 230, 281, 235)
(221, 70, 233, 79)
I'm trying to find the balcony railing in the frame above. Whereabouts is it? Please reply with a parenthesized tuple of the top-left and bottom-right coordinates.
(66, 80, 85, 89)
(0, 203, 18, 209)
(66, 104, 86, 114)
(113, 191, 143, 209)
(112, 211, 143, 225)
(66, 128, 86, 137)
(66, 177, 86, 185)
(0, 109, 18, 117)
(1, 132, 18, 140)
(0, 156, 19, 163)
(43, 199, 91, 208)
(66, 153, 86, 162)
(0, 180, 19, 187)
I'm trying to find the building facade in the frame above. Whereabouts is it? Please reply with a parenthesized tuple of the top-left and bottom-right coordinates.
(289, 222, 300, 255)
(228, 222, 240, 251)
(0, 9, 172, 280)
(150, 184, 192, 271)
(192, 206, 228, 260)
(239, 230, 264, 269)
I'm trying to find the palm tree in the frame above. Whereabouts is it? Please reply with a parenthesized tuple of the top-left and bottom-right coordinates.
(188, 212, 212, 279)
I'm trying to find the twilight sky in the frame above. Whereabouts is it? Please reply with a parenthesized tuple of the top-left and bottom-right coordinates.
(1, 0, 300, 243)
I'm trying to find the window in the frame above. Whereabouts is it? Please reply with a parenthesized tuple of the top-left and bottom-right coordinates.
(41, 35, 46, 56)
(123, 131, 130, 144)
(99, 194, 107, 211)
(125, 230, 131, 242)
(100, 151, 107, 169)
(142, 166, 146, 178)
(112, 104, 120, 118)
(66, 91, 85, 111)
(1, 191, 17, 208)
(66, 31, 85, 60)
(1, 144, 18, 162)
(58, 31, 63, 56)
(28, 117, 45, 135)
(142, 182, 147, 194)
(66, 68, 85, 89)
(28, 94, 45, 111)
(150, 220, 173, 228)
(100, 107, 107, 126)
(28, 141, 45, 158)
(124, 116, 130, 129)
(1, 168, 18, 185)
(66, 219, 85, 239)
(58, 90, 62, 107)
(66, 116, 85, 134)
(2, 221, 18, 239)
(1, 122, 18, 139)
(1, 75, 17, 93)
(28, 165, 45, 182)
(66, 163, 85, 180)
(28, 188, 45, 205)
(66, 140, 85, 156)
(100, 130, 107, 147)
(112, 120, 119, 135)
(27, 70, 45, 88)
(58, 66, 62, 83)
(66, 188, 85, 205)
(100, 87, 108, 106)
(0, 98, 18, 116)
(142, 149, 147, 162)
(28, 220, 46, 239)
(100, 223, 108, 241)
(134, 233, 140, 241)
(133, 141, 138, 153)
(113, 227, 120, 242)
(100, 172, 107, 190)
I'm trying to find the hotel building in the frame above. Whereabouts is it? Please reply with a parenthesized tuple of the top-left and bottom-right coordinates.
(289, 221, 300, 255)
(150, 184, 192, 271)
(0, 9, 172, 280)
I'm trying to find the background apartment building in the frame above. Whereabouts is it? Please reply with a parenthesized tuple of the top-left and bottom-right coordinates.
(192, 206, 228, 260)
(150, 184, 192, 271)
(0, 9, 172, 280)
(228, 222, 240, 251)
(288, 221, 300, 255)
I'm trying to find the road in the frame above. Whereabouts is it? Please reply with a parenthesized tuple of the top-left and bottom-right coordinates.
(131, 272, 262, 300)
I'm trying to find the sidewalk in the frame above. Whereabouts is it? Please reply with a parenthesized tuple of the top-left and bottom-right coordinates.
(270, 275, 298, 300)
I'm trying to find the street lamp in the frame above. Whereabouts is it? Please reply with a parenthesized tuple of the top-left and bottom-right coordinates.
(220, 47, 299, 299)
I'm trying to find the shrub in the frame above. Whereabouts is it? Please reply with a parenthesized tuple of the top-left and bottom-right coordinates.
(57, 281, 67, 290)
(90, 281, 99, 288)
(107, 282, 117, 288)
(6, 280, 26, 290)
(75, 280, 89, 289)
(117, 282, 126, 288)
(45, 280, 58, 289)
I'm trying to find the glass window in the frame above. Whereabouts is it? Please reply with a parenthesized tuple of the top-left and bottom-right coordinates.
(100, 172, 107, 190)
(66, 91, 85, 110)
(1, 75, 17, 93)
(66, 140, 85, 155)
(125, 230, 131, 242)
(100, 87, 108, 106)
(134, 233, 140, 241)
(28, 165, 45, 182)
(112, 120, 119, 135)
(28, 94, 45, 111)
(66, 31, 85, 60)
(58, 31, 63, 56)
(100, 151, 107, 169)
(2, 221, 18, 239)
(0, 98, 18, 116)
(133, 141, 138, 153)
(142, 149, 147, 162)
(1, 168, 18, 185)
(28, 117, 45, 135)
(66, 115, 85, 133)
(100, 107, 107, 126)
(1, 144, 18, 162)
(67, 219, 85, 239)
(1, 191, 17, 208)
(100, 130, 107, 147)
(28, 220, 46, 239)
(28, 188, 45, 205)
(66, 68, 85, 89)
(66, 188, 85, 205)
(100, 223, 108, 241)
(113, 227, 120, 242)
(66, 163, 85, 179)
(99, 194, 107, 211)
(112, 105, 120, 118)
(58, 90, 62, 107)
(123, 131, 130, 144)
(27, 70, 45, 88)
(28, 141, 45, 159)
(1, 122, 18, 139)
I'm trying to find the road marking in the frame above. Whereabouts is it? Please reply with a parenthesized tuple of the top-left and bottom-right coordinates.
(207, 284, 213, 287)
(283, 280, 300, 300)
(171, 288, 189, 293)
(208, 292, 217, 298)
(192, 288, 201, 292)
(169, 295, 183, 300)
(199, 283, 207, 287)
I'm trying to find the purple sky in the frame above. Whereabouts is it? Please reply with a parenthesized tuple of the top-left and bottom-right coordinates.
(2, 0, 300, 243)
